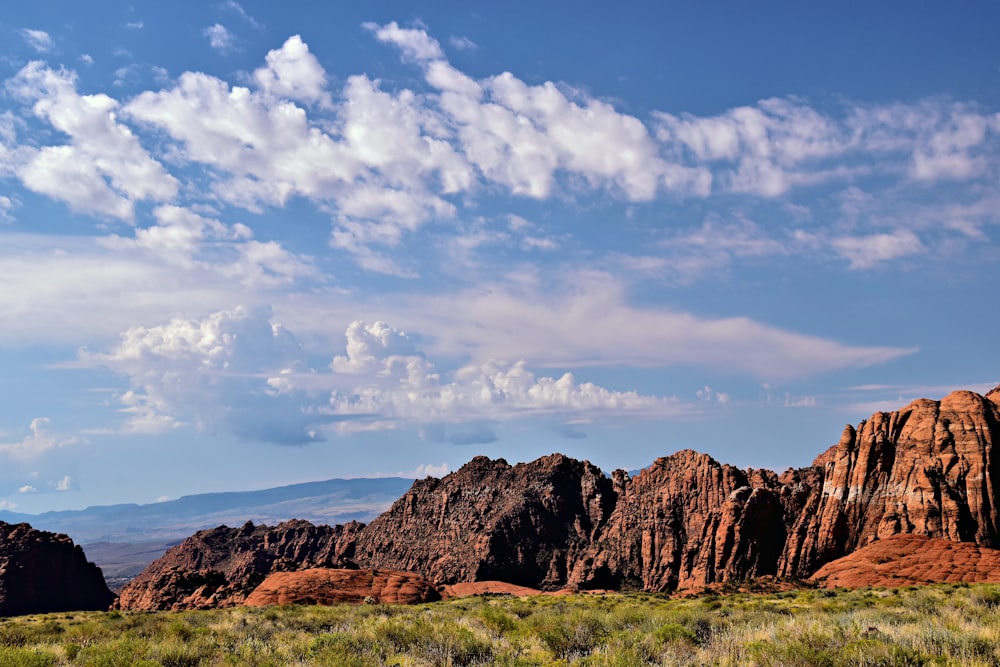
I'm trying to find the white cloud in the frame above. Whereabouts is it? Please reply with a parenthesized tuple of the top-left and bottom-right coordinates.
(18, 485, 37, 494)
(102, 204, 314, 286)
(831, 229, 925, 269)
(126, 21, 144, 30)
(376, 462, 450, 478)
(6, 62, 178, 220)
(224, 1, 261, 28)
(254, 35, 331, 107)
(326, 320, 683, 427)
(365, 21, 444, 62)
(0, 195, 14, 222)
(392, 272, 916, 380)
(0, 500, 17, 510)
(0, 418, 81, 462)
(203, 23, 236, 52)
(20, 29, 53, 53)
(87, 306, 321, 445)
(449, 36, 477, 51)
(80, 54, 94, 66)
(54, 475, 73, 491)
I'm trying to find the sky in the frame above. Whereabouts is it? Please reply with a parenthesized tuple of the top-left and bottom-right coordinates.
(1, 1, 998, 513)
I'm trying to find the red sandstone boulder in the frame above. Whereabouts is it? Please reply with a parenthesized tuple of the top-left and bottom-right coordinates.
(811, 534, 1000, 588)
(439, 581, 543, 598)
(244, 568, 439, 606)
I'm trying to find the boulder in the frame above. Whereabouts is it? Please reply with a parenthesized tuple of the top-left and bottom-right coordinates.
(244, 568, 439, 606)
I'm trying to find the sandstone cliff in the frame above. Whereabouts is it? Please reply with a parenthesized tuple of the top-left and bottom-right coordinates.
(778, 387, 1000, 578)
(0, 521, 115, 616)
(120, 386, 1000, 607)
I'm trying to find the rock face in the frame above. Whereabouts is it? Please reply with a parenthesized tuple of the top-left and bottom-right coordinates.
(778, 388, 1000, 578)
(122, 386, 1000, 605)
(354, 453, 617, 590)
(116, 519, 362, 610)
(0, 521, 115, 616)
(244, 568, 439, 606)
(579, 450, 788, 591)
(810, 534, 1000, 588)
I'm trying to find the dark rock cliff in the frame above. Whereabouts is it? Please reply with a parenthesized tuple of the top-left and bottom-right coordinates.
(0, 521, 115, 616)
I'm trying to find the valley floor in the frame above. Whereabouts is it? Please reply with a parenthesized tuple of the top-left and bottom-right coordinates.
(1, 583, 997, 666)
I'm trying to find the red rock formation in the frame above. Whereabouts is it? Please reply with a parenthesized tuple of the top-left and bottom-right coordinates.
(116, 519, 362, 610)
(778, 388, 1000, 578)
(244, 568, 439, 606)
(120, 385, 1000, 605)
(0, 521, 115, 616)
(353, 453, 617, 590)
(575, 450, 787, 591)
(439, 581, 543, 598)
(810, 534, 1000, 588)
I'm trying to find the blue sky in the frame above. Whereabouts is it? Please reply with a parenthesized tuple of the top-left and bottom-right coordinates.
(1, 1, 998, 512)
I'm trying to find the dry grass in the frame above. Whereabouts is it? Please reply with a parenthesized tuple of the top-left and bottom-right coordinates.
(0, 583, 997, 665)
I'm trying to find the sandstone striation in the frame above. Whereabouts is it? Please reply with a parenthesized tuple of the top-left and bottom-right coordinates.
(778, 387, 1000, 578)
(244, 568, 439, 606)
(121, 385, 1000, 606)
(810, 534, 1000, 588)
(0, 521, 115, 616)
(116, 519, 362, 610)
(576, 450, 788, 591)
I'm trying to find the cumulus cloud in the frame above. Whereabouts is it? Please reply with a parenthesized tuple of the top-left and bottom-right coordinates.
(5, 26, 988, 275)
(88, 310, 688, 444)
(254, 35, 331, 107)
(101, 204, 314, 286)
(20, 29, 53, 53)
(365, 21, 445, 62)
(5, 62, 178, 220)
(86, 306, 322, 445)
(0, 418, 81, 461)
(326, 320, 683, 429)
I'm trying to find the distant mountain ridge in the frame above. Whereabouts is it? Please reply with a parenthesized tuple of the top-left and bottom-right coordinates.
(0, 476, 413, 544)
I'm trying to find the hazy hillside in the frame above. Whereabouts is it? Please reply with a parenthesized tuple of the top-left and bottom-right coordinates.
(0, 476, 413, 543)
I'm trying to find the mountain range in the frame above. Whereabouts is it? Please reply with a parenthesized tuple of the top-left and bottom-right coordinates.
(115, 385, 1000, 609)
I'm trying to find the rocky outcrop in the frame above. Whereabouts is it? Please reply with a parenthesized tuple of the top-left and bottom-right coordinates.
(116, 519, 362, 610)
(576, 450, 788, 591)
(810, 534, 1000, 588)
(778, 388, 1000, 578)
(244, 568, 439, 606)
(122, 385, 1000, 604)
(353, 453, 617, 590)
(0, 521, 115, 616)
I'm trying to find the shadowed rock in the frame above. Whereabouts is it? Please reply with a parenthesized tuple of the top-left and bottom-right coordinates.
(0, 521, 115, 616)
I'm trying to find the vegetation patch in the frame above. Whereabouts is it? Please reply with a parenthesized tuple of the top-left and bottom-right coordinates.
(0, 583, 999, 665)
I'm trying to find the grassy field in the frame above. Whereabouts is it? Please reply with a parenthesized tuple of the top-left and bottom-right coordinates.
(1, 583, 998, 666)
